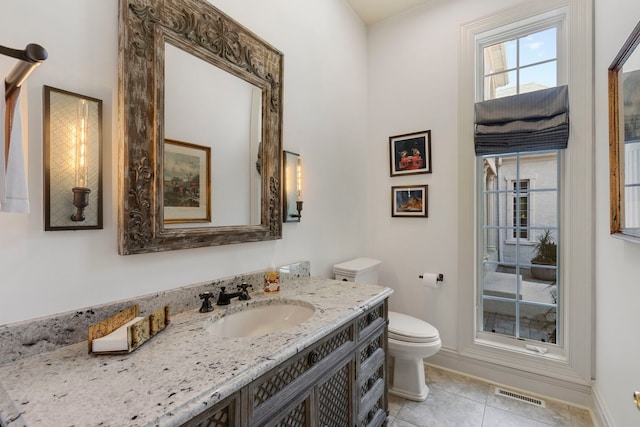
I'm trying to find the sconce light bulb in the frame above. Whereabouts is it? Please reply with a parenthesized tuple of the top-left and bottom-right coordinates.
(296, 158, 302, 201)
(75, 100, 89, 189)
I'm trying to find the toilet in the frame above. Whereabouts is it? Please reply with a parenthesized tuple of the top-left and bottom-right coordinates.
(334, 257, 441, 401)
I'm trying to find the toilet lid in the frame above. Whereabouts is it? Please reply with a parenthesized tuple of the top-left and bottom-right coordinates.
(388, 311, 439, 343)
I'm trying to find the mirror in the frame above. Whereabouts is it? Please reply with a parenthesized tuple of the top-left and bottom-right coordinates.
(164, 43, 262, 227)
(118, 0, 283, 254)
(610, 20, 640, 241)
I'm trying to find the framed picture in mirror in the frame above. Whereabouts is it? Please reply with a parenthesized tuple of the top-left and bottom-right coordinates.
(163, 139, 211, 223)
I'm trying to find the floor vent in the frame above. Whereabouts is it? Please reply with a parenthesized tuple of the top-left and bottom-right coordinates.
(495, 388, 546, 408)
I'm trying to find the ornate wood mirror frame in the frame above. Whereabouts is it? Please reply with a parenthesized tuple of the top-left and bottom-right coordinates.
(609, 22, 640, 243)
(118, 0, 283, 255)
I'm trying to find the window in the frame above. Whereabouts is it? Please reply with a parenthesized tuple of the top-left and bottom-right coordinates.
(482, 27, 557, 101)
(476, 22, 562, 346)
(459, 0, 593, 389)
(479, 152, 559, 344)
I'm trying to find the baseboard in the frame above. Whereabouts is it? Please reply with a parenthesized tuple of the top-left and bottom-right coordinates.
(591, 382, 613, 427)
(427, 347, 594, 408)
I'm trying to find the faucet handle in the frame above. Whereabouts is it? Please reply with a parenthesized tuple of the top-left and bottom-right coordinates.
(238, 282, 252, 300)
(198, 292, 214, 313)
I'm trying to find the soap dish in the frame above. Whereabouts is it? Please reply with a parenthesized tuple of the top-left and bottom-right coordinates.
(88, 304, 170, 355)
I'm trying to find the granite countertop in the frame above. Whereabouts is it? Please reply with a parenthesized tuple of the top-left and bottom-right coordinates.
(0, 277, 392, 427)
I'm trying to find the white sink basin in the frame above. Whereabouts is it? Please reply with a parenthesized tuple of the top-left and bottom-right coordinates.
(204, 299, 316, 337)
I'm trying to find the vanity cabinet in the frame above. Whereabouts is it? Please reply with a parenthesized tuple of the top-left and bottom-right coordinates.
(180, 300, 388, 427)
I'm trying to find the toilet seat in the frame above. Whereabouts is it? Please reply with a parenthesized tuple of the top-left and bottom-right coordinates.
(388, 311, 439, 343)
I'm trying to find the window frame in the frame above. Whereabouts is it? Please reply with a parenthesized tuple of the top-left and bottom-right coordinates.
(475, 16, 565, 355)
(454, 0, 594, 390)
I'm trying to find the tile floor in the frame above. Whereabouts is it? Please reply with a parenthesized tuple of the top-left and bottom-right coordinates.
(387, 365, 594, 427)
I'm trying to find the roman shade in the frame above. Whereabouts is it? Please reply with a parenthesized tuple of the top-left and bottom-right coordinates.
(474, 85, 569, 155)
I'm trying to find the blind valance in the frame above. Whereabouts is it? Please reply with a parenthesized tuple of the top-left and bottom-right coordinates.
(474, 85, 569, 155)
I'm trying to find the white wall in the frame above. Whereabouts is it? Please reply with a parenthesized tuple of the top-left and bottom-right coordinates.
(0, 0, 369, 325)
(367, 0, 596, 408)
(366, 0, 519, 351)
(594, 0, 640, 425)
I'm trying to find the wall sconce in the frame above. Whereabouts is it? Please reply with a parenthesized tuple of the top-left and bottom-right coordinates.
(44, 86, 102, 230)
(283, 150, 303, 222)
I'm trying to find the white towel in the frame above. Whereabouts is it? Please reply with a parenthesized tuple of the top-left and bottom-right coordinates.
(1, 85, 29, 213)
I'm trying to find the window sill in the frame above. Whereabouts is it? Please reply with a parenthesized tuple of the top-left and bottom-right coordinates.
(458, 334, 590, 387)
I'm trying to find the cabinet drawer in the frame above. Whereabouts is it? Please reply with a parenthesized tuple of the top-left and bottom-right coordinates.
(357, 328, 386, 427)
(357, 302, 387, 338)
(359, 407, 386, 427)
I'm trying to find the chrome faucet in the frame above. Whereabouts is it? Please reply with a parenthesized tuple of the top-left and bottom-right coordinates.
(216, 283, 252, 306)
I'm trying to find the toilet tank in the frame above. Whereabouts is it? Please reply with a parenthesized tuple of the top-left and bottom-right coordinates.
(333, 258, 381, 285)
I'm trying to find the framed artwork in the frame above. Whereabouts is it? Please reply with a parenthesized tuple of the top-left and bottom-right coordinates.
(389, 130, 432, 176)
(163, 139, 211, 223)
(392, 185, 428, 218)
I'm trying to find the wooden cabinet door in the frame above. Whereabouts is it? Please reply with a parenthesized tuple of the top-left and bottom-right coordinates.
(316, 357, 354, 427)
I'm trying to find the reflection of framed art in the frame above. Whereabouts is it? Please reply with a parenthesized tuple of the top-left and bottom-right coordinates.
(163, 139, 211, 223)
(389, 130, 432, 176)
(392, 185, 428, 217)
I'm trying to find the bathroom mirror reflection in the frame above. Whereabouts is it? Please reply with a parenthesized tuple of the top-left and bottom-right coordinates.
(609, 20, 640, 241)
(283, 151, 301, 222)
(164, 43, 262, 227)
(118, 0, 283, 254)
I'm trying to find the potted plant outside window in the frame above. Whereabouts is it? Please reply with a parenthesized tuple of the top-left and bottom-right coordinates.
(530, 229, 557, 281)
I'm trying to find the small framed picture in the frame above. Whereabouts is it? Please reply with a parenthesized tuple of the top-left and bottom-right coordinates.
(163, 139, 211, 223)
(392, 185, 428, 218)
(389, 130, 432, 176)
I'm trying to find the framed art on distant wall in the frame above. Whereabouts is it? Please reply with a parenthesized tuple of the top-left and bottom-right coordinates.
(392, 185, 428, 217)
(389, 130, 432, 176)
(163, 139, 211, 223)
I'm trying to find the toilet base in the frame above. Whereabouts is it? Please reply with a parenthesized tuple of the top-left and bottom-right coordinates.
(389, 357, 429, 401)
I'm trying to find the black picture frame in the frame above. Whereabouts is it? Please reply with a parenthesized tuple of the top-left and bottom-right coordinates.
(389, 130, 432, 176)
